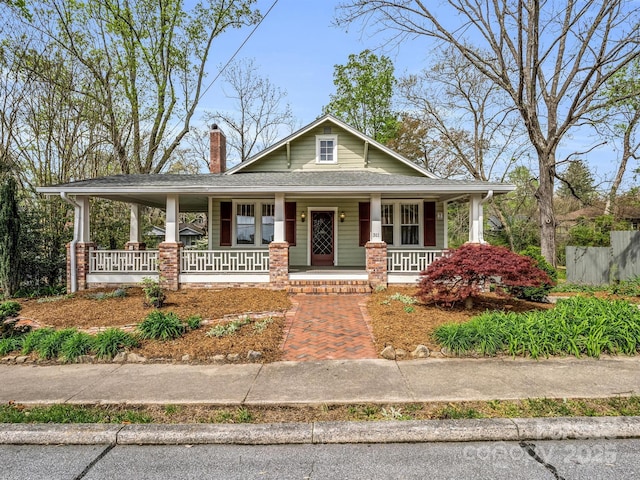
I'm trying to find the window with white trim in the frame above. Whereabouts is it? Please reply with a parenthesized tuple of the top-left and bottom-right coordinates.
(234, 201, 275, 246)
(261, 204, 275, 245)
(401, 204, 420, 245)
(316, 135, 338, 163)
(236, 203, 255, 245)
(379, 201, 422, 246)
(381, 204, 394, 244)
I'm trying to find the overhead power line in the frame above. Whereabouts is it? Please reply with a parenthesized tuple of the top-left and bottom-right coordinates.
(199, 0, 280, 102)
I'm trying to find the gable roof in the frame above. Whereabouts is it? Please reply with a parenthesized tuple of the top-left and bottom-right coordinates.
(225, 114, 439, 178)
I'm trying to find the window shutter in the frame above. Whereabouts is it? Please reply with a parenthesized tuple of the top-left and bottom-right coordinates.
(424, 201, 437, 246)
(359, 202, 371, 246)
(220, 201, 232, 246)
(285, 202, 296, 245)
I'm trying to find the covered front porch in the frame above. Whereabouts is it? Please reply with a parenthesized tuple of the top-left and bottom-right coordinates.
(62, 189, 492, 293)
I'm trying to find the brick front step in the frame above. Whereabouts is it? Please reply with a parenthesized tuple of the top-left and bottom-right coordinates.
(288, 280, 372, 294)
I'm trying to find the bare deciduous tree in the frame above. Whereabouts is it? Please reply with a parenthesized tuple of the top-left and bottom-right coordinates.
(598, 60, 640, 215)
(397, 48, 524, 182)
(396, 48, 526, 249)
(336, 0, 640, 265)
(206, 58, 296, 165)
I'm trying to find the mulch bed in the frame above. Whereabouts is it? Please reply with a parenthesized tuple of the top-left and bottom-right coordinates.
(17, 288, 291, 362)
(367, 286, 551, 354)
(15, 285, 552, 362)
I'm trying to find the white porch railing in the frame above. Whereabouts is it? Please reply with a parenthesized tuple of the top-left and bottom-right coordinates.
(181, 250, 270, 273)
(89, 250, 159, 273)
(387, 249, 445, 273)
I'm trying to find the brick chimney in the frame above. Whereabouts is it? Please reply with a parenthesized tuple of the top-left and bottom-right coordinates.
(209, 124, 226, 174)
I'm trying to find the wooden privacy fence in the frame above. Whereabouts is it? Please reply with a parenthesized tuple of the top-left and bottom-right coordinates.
(566, 231, 640, 285)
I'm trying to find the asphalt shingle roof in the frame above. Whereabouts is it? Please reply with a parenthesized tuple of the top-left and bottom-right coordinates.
(41, 171, 511, 191)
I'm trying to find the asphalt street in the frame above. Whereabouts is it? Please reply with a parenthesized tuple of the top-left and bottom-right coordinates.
(1, 439, 638, 480)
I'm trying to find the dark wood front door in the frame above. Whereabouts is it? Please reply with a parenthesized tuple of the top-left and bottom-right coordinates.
(311, 211, 334, 266)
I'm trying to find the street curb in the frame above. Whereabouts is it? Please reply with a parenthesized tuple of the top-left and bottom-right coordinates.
(0, 424, 123, 445)
(117, 423, 312, 445)
(2, 417, 640, 445)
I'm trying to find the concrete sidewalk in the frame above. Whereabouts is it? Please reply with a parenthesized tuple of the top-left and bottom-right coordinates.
(1, 356, 638, 405)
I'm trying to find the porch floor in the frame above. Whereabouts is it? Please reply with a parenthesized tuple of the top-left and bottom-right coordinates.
(280, 294, 378, 361)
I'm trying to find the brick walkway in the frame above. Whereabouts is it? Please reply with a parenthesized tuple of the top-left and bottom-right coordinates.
(280, 294, 378, 361)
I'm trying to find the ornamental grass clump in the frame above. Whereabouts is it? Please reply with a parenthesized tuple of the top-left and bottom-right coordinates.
(0, 300, 21, 320)
(0, 336, 22, 355)
(138, 311, 185, 341)
(93, 328, 139, 359)
(417, 243, 553, 308)
(186, 315, 202, 331)
(434, 296, 640, 359)
(60, 331, 95, 362)
(20, 328, 55, 355)
(35, 328, 77, 360)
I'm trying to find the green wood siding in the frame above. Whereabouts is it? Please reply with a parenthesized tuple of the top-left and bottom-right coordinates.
(366, 148, 422, 175)
(240, 122, 423, 176)
(290, 199, 366, 267)
(207, 198, 447, 265)
(436, 202, 445, 247)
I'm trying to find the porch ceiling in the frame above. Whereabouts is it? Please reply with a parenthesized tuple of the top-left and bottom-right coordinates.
(38, 171, 515, 212)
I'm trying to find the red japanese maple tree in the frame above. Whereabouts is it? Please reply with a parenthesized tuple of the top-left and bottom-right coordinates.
(417, 243, 553, 308)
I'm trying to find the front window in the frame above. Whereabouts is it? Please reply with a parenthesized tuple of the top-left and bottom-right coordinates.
(236, 203, 255, 245)
(381, 204, 394, 244)
(401, 204, 420, 245)
(235, 201, 276, 246)
(261, 203, 275, 245)
(316, 135, 338, 163)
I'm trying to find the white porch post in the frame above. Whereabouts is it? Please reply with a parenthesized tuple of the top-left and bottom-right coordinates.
(125, 203, 146, 250)
(442, 201, 448, 249)
(207, 197, 213, 249)
(165, 195, 180, 243)
(370, 193, 382, 242)
(66, 195, 94, 293)
(77, 196, 90, 243)
(468, 194, 484, 243)
(274, 193, 285, 242)
(129, 203, 140, 243)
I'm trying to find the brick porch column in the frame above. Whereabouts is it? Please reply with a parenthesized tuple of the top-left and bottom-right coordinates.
(269, 241, 289, 289)
(366, 241, 388, 289)
(66, 242, 96, 293)
(158, 242, 182, 291)
(125, 242, 147, 251)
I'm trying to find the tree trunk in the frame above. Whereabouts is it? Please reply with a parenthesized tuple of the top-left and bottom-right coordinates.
(605, 109, 640, 215)
(0, 176, 21, 297)
(491, 204, 515, 251)
(604, 152, 628, 215)
(464, 296, 474, 310)
(536, 152, 557, 267)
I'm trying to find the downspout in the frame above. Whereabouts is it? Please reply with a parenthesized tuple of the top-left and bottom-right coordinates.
(60, 192, 80, 293)
(480, 190, 494, 205)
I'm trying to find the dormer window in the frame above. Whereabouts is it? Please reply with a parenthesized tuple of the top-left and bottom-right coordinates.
(316, 135, 338, 164)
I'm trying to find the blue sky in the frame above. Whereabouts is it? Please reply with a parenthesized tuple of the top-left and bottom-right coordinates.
(198, 0, 423, 126)
(196, 0, 634, 190)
